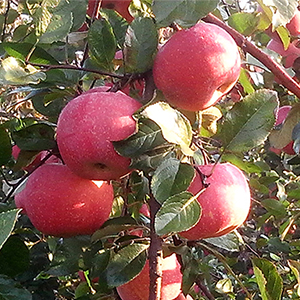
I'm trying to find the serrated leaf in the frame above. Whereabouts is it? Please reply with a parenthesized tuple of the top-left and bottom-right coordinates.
(0, 275, 32, 300)
(252, 257, 283, 300)
(141, 102, 194, 156)
(152, 0, 219, 28)
(0, 57, 46, 85)
(0, 128, 12, 166)
(105, 243, 148, 287)
(151, 158, 195, 204)
(217, 89, 279, 152)
(269, 103, 300, 149)
(12, 123, 56, 151)
(124, 17, 158, 73)
(0, 209, 20, 250)
(88, 18, 117, 70)
(228, 12, 260, 36)
(113, 118, 167, 158)
(155, 191, 201, 236)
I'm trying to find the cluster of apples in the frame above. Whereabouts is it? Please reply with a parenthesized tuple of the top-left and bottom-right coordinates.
(14, 11, 252, 300)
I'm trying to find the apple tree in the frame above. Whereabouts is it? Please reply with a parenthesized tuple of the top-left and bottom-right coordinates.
(1, 0, 300, 299)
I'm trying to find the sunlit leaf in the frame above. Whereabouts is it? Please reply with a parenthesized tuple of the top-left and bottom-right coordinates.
(155, 191, 201, 236)
(228, 12, 260, 36)
(217, 89, 279, 152)
(0, 209, 20, 250)
(151, 158, 195, 204)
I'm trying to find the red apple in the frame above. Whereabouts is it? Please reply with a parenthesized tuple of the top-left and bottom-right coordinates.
(15, 164, 114, 237)
(152, 22, 241, 111)
(116, 253, 182, 300)
(179, 163, 251, 240)
(270, 105, 295, 155)
(56, 91, 142, 180)
(286, 10, 300, 36)
(172, 293, 193, 300)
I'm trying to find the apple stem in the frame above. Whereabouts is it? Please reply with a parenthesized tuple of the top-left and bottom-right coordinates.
(202, 13, 300, 99)
(148, 194, 163, 300)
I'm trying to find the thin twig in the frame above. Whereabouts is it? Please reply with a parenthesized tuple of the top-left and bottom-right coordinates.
(202, 13, 300, 99)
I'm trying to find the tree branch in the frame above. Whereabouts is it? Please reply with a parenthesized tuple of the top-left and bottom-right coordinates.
(202, 13, 300, 99)
(148, 194, 163, 300)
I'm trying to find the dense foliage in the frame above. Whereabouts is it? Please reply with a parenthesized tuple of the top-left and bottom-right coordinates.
(1, 0, 300, 299)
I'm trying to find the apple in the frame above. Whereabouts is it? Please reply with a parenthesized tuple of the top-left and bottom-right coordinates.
(56, 91, 142, 180)
(116, 253, 182, 300)
(172, 293, 193, 300)
(15, 163, 114, 237)
(152, 22, 241, 111)
(85, 0, 133, 22)
(179, 163, 251, 240)
(270, 105, 295, 155)
(286, 10, 300, 36)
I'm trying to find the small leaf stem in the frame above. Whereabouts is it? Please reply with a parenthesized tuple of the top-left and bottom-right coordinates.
(202, 13, 300, 99)
(148, 193, 163, 300)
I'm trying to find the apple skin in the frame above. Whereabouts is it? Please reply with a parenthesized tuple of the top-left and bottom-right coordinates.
(116, 253, 182, 300)
(15, 164, 114, 237)
(179, 163, 251, 240)
(152, 22, 241, 111)
(270, 105, 295, 155)
(56, 91, 142, 180)
(172, 293, 193, 300)
(286, 10, 300, 36)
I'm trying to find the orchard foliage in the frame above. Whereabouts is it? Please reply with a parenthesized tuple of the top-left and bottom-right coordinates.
(2, 0, 300, 299)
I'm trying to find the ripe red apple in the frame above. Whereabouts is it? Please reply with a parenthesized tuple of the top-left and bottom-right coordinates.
(286, 10, 300, 36)
(270, 105, 295, 155)
(116, 253, 182, 300)
(179, 163, 251, 240)
(15, 164, 114, 237)
(56, 91, 142, 180)
(172, 293, 193, 300)
(86, 0, 133, 22)
(152, 22, 241, 111)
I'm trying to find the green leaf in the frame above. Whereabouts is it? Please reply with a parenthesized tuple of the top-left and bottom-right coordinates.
(114, 117, 167, 158)
(2, 42, 59, 65)
(124, 17, 158, 73)
(0, 236, 30, 277)
(0, 57, 46, 85)
(36, 0, 73, 43)
(0, 128, 12, 166)
(204, 233, 240, 252)
(69, 0, 89, 31)
(228, 12, 260, 36)
(252, 257, 283, 300)
(141, 102, 194, 156)
(0, 209, 20, 250)
(12, 123, 56, 151)
(88, 18, 117, 70)
(105, 243, 148, 287)
(217, 89, 279, 152)
(151, 158, 195, 204)
(152, 0, 219, 28)
(261, 199, 287, 218)
(0, 275, 32, 300)
(155, 191, 201, 236)
(288, 260, 300, 288)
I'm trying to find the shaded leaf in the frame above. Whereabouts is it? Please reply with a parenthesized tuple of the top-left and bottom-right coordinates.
(151, 158, 195, 204)
(88, 18, 117, 70)
(0, 128, 12, 166)
(141, 102, 194, 156)
(217, 89, 279, 152)
(153, 0, 219, 28)
(0, 209, 20, 250)
(155, 191, 201, 236)
(204, 233, 240, 252)
(0, 275, 32, 300)
(261, 199, 287, 218)
(113, 118, 167, 158)
(252, 257, 283, 300)
(105, 243, 148, 287)
(124, 17, 158, 73)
